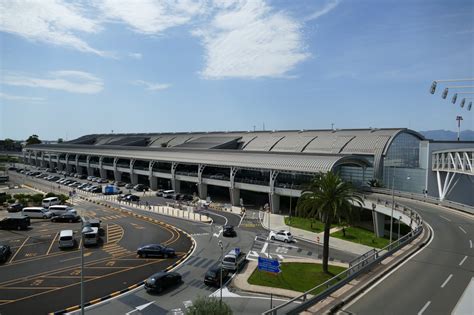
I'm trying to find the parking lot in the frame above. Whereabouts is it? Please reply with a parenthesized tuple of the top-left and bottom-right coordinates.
(0, 181, 192, 315)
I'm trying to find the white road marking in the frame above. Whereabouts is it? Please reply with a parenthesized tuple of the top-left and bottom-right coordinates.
(459, 256, 468, 266)
(439, 215, 451, 222)
(417, 301, 431, 315)
(343, 223, 435, 310)
(469, 240, 472, 248)
(125, 301, 155, 315)
(459, 226, 467, 234)
(277, 254, 284, 260)
(261, 242, 268, 254)
(441, 274, 453, 288)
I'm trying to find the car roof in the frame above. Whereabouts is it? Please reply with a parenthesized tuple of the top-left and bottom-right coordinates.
(149, 271, 178, 279)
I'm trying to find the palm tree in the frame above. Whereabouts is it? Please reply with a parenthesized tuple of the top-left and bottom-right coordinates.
(296, 171, 363, 273)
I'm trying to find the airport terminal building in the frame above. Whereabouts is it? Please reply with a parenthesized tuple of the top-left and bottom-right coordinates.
(23, 128, 474, 210)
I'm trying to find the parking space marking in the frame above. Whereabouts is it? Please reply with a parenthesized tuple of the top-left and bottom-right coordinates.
(8, 236, 30, 263)
(46, 232, 59, 256)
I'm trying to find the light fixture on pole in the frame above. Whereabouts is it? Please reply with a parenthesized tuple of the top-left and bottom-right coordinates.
(430, 79, 474, 94)
(218, 240, 223, 306)
(390, 167, 395, 244)
(441, 86, 474, 99)
(81, 220, 93, 315)
(456, 116, 463, 141)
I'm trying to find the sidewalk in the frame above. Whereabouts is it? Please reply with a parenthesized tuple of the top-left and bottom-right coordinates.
(261, 212, 374, 256)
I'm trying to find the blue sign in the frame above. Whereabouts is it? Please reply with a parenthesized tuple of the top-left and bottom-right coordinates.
(258, 257, 281, 273)
(235, 248, 240, 256)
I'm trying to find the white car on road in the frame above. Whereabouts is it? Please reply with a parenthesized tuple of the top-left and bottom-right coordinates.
(269, 230, 294, 243)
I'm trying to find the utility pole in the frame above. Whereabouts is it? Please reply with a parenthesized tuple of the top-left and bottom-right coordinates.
(456, 116, 463, 141)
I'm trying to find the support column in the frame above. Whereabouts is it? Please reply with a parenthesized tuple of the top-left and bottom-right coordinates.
(113, 158, 121, 182)
(269, 170, 280, 213)
(75, 155, 83, 175)
(198, 183, 207, 199)
(86, 156, 94, 176)
(230, 188, 240, 206)
(373, 212, 385, 237)
(99, 156, 106, 178)
(65, 154, 72, 173)
(48, 154, 53, 171)
(149, 161, 157, 190)
(171, 162, 180, 192)
(40, 153, 46, 168)
(197, 164, 206, 199)
(129, 159, 137, 185)
(57, 156, 64, 172)
(270, 193, 280, 214)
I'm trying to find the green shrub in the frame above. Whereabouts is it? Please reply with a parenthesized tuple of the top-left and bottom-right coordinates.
(185, 296, 232, 315)
(0, 193, 12, 203)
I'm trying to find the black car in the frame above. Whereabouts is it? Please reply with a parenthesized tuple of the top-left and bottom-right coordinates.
(223, 225, 237, 237)
(134, 184, 149, 192)
(0, 245, 12, 263)
(0, 216, 30, 230)
(90, 187, 102, 193)
(126, 194, 140, 202)
(182, 195, 194, 201)
(137, 244, 175, 258)
(145, 271, 181, 293)
(204, 266, 229, 287)
(7, 203, 24, 213)
(51, 213, 81, 223)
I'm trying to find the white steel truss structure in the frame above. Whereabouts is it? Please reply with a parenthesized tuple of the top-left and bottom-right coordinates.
(432, 149, 474, 200)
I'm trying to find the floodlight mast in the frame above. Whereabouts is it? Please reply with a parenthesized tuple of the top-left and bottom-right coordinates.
(430, 79, 474, 94)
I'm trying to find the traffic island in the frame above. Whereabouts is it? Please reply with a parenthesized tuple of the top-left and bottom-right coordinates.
(232, 258, 348, 299)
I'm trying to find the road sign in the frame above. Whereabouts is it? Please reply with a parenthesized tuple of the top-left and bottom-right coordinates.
(258, 256, 281, 273)
(235, 247, 240, 255)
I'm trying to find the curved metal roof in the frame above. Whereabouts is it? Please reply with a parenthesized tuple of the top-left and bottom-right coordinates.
(26, 144, 371, 174)
(65, 128, 424, 156)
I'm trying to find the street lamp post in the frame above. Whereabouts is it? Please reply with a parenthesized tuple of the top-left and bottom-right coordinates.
(390, 168, 395, 244)
(398, 215, 402, 242)
(81, 220, 93, 315)
(218, 240, 223, 306)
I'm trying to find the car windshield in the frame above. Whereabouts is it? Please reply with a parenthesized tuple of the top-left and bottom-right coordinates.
(206, 271, 216, 278)
(223, 257, 235, 263)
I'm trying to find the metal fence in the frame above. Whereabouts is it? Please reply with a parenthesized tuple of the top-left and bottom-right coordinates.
(262, 225, 424, 315)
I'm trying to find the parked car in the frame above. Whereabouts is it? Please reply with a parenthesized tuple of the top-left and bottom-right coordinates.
(125, 194, 140, 202)
(145, 271, 182, 293)
(134, 184, 149, 192)
(269, 230, 294, 243)
(223, 225, 237, 237)
(78, 174, 87, 179)
(137, 244, 176, 258)
(89, 187, 102, 193)
(51, 212, 81, 223)
(0, 216, 31, 230)
(204, 266, 229, 287)
(97, 178, 108, 183)
(49, 205, 77, 216)
(182, 194, 194, 201)
(114, 181, 126, 187)
(87, 176, 95, 181)
(0, 245, 12, 263)
(155, 189, 164, 197)
(124, 183, 134, 189)
(7, 203, 24, 213)
(22, 207, 53, 219)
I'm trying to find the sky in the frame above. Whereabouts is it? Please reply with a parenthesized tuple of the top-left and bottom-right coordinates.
(1, 0, 473, 141)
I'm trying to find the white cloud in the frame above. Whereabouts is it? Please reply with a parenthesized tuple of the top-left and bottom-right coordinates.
(194, 0, 310, 79)
(97, 0, 206, 35)
(304, 0, 340, 21)
(132, 80, 171, 91)
(1, 70, 104, 94)
(0, 92, 45, 102)
(0, 0, 108, 56)
(129, 52, 143, 59)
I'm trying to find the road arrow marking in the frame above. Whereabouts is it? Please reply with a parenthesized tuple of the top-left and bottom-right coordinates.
(125, 301, 155, 315)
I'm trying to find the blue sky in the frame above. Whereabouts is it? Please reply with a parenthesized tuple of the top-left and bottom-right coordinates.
(1, 0, 473, 140)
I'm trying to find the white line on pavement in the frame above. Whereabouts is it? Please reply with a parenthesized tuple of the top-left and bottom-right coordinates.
(459, 256, 468, 266)
(418, 301, 431, 315)
(470, 240, 473, 248)
(439, 215, 451, 222)
(441, 274, 453, 288)
(459, 226, 467, 234)
(261, 242, 268, 254)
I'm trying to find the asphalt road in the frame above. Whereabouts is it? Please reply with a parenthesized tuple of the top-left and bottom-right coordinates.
(0, 178, 192, 315)
(344, 196, 473, 315)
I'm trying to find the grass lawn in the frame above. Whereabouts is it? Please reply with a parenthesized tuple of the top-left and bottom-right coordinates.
(284, 216, 337, 233)
(247, 262, 346, 295)
(331, 226, 390, 249)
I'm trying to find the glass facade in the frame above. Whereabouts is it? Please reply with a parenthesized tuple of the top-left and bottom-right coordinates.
(339, 166, 373, 187)
(383, 133, 426, 193)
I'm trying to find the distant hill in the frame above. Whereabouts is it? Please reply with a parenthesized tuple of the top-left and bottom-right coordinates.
(419, 129, 474, 141)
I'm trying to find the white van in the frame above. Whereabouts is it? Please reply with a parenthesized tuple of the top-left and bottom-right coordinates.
(22, 207, 53, 219)
(49, 205, 77, 216)
(83, 227, 99, 246)
(42, 197, 60, 208)
(162, 190, 175, 198)
(59, 230, 75, 249)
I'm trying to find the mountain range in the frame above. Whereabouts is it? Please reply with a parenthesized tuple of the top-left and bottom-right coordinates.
(419, 130, 474, 141)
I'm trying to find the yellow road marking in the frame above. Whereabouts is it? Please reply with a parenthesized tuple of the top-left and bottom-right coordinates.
(46, 232, 58, 256)
(8, 236, 30, 263)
